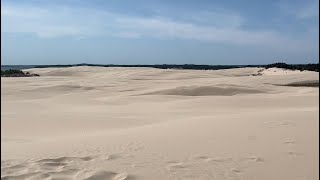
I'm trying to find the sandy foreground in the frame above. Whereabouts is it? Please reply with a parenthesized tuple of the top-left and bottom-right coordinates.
(1, 67, 319, 180)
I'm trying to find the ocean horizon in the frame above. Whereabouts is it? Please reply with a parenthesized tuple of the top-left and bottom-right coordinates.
(1, 65, 37, 71)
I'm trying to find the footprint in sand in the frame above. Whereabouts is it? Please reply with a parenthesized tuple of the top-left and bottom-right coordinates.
(76, 170, 131, 180)
(104, 154, 122, 160)
(284, 140, 296, 144)
(246, 156, 264, 163)
(166, 161, 189, 172)
(194, 156, 213, 162)
(288, 151, 303, 157)
(230, 168, 242, 173)
(238, 154, 264, 163)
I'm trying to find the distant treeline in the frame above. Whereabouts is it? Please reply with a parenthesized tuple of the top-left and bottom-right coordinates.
(33, 62, 319, 72)
(34, 63, 244, 70)
(1, 69, 39, 77)
(264, 63, 319, 72)
(1, 69, 24, 75)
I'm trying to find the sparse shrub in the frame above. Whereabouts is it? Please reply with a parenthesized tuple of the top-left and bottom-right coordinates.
(1, 69, 40, 77)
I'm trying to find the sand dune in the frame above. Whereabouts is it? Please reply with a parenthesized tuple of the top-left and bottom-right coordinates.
(1, 67, 319, 180)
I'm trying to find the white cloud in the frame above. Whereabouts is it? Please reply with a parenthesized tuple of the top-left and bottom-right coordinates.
(0, 3, 317, 52)
(114, 17, 285, 45)
(277, 0, 319, 20)
(1, 5, 110, 37)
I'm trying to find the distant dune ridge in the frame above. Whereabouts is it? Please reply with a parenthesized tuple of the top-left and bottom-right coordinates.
(2, 62, 318, 71)
(1, 66, 319, 180)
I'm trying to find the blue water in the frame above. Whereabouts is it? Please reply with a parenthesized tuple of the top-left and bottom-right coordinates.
(1, 65, 36, 71)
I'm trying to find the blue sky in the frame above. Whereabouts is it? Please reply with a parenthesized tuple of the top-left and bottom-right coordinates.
(1, 0, 319, 65)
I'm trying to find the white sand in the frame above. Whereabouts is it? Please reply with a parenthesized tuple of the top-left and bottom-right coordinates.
(1, 67, 319, 180)
(259, 68, 311, 75)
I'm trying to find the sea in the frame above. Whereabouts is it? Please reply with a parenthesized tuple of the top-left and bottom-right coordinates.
(1, 65, 36, 71)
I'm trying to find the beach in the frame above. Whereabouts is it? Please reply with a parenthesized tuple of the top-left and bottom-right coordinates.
(1, 66, 319, 180)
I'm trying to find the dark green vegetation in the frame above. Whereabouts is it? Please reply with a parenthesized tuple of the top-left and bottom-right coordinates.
(265, 63, 319, 72)
(1, 69, 39, 77)
(33, 62, 319, 71)
(34, 63, 243, 70)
